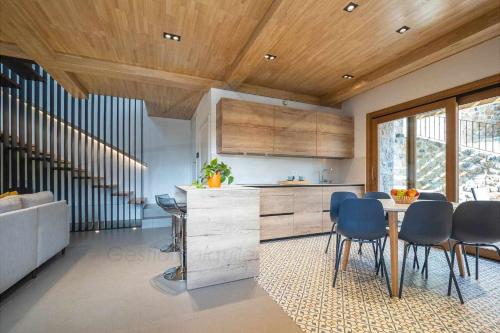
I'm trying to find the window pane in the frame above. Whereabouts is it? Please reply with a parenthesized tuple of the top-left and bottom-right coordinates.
(415, 108, 446, 193)
(458, 96, 500, 201)
(378, 118, 407, 193)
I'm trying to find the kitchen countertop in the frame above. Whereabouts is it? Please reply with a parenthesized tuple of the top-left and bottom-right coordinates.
(240, 183, 365, 188)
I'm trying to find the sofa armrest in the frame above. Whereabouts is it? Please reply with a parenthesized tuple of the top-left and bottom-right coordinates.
(36, 201, 70, 267)
(0, 208, 38, 293)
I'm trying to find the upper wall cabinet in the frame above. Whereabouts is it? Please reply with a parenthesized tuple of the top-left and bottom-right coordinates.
(316, 112, 354, 158)
(217, 98, 274, 154)
(274, 106, 317, 156)
(216, 98, 354, 158)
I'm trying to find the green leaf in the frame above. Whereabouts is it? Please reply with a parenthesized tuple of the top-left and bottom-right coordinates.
(228, 176, 234, 184)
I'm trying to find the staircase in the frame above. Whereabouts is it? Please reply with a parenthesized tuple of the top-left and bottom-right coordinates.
(1, 59, 145, 231)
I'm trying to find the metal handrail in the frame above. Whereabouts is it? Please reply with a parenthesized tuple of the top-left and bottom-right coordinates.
(416, 115, 498, 154)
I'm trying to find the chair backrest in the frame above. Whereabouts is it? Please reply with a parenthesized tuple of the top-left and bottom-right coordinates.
(330, 191, 357, 221)
(399, 201, 453, 245)
(418, 191, 447, 201)
(337, 198, 387, 240)
(155, 194, 183, 214)
(364, 191, 391, 199)
(451, 201, 500, 244)
(471, 187, 490, 201)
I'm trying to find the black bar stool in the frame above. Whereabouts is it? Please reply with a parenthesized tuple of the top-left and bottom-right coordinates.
(155, 194, 187, 280)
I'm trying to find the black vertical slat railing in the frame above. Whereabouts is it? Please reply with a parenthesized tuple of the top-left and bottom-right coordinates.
(84, 98, 89, 230)
(19, 77, 26, 189)
(97, 95, 102, 229)
(0, 63, 144, 231)
(11, 68, 18, 189)
(122, 99, 126, 227)
(1, 64, 8, 192)
(33, 65, 41, 192)
(70, 96, 76, 231)
(110, 97, 114, 228)
(103, 96, 108, 229)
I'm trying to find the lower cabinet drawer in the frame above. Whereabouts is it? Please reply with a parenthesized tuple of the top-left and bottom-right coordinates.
(260, 215, 293, 240)
(293, 212, 323, 236)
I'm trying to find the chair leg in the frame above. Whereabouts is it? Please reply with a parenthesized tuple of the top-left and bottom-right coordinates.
(475, 245, 479, 280)
(334, 233, 340, 268)
(442, 246, 464, 304)
(424, 246, 430, 279)
(372, 242, 379, 272)
(358, 243, 363, 255)
(377, 239, 392, 297)
(333, 238, 346, 287)
(412, 245, 420, 270)
(325, 222, 336, 254)
(448, 242, 457, 296)
(376, 235, 388, 277)
(398, 244, 410, 299)
(461, 244, 470, 277)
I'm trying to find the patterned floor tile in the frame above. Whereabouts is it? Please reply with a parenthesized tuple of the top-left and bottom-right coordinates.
(256, 235, 500, 333)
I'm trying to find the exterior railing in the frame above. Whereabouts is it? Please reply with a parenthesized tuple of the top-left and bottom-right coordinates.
(416, 115, 499, 153)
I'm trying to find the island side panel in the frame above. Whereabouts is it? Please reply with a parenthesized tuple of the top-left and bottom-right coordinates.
(186, 188, 260, 290)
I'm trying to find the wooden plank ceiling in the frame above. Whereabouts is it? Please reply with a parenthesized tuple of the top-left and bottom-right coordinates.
(0, 0, 499, 119)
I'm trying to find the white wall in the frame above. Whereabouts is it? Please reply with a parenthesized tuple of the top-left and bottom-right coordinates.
(337, 37, 500, 184)
(191, 88, 348, 184)
(142, 116, 192, 199)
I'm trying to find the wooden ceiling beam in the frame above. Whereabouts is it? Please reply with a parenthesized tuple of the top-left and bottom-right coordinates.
(0, 1, 88, 98)
(224, 0, 292, 89)
(321, 10, 500, 106)
(0, 42, 322, 106)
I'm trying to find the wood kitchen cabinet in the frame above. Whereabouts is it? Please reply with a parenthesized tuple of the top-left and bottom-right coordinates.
(317, 112, 354, 158)
(258, 185, 365, 241)
(217, 98, 274, 154)
(216, 98, 354, 158)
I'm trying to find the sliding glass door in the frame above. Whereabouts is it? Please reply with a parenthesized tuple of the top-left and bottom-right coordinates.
(458, 92, 499, 201)
(375, 101, 454, 197)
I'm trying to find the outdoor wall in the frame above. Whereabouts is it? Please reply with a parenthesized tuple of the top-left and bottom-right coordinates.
(336, 36, 500, 185)
(191, 88, 347, 185)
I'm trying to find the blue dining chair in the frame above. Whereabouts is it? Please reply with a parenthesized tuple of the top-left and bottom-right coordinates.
(332, 198, 392, 297)
(364, 191, 391, 200)
(324, 191, 357, 255)
(418, 191, 447, 201)
(361, 192, 390, 257)
(448, 201, 500, 294)
(398, 200, 463, 303)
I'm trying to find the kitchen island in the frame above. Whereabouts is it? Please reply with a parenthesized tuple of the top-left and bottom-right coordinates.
(175, 185, 260, 290)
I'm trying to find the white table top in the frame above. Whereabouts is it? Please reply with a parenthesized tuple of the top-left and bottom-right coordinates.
(378, 198, 459, 212)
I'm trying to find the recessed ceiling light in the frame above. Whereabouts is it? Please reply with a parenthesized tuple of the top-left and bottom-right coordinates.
(343, 2, 359, 12)
(342, 74, 354, 79)
(396, 26, 410, 34)
(264, 53, 277, 61)
(163, 32, 181, 42)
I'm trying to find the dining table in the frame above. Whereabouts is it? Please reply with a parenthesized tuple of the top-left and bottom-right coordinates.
(340, 198, 465, 297)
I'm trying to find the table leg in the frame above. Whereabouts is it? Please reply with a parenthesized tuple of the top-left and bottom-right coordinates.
(388, 212, 399, 297)
(341, 240, 351, 271)
(454, 241, 466, 278)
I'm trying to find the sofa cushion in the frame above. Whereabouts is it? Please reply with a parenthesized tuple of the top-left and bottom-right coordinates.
(20, 191, 54, 209)
(0, 191, 18, 199)
(0, 195, 22, 214)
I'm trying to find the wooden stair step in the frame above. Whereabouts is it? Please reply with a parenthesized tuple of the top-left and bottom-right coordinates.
(93, 184, 117, 189)
(0, 73, 20, 89)
(112, 191, 134, 196)
(128, 197, 146, 205)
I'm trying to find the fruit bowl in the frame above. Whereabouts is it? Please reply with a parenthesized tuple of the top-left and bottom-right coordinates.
(390, 188, 419, 204)
(391, 194, 419, 204)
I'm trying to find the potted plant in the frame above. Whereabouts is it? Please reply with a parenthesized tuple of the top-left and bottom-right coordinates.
(199, 158, 234, 188)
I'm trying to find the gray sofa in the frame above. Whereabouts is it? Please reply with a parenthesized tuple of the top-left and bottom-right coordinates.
(0, 192, 69, 293)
